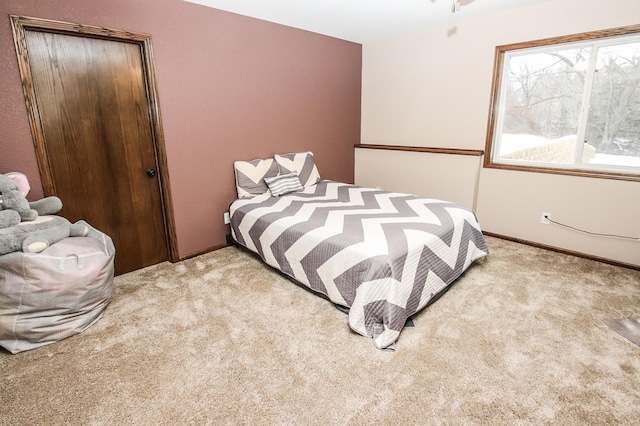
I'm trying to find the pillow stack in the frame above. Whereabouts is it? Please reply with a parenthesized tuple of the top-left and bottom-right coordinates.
(234, 151, 321, 198)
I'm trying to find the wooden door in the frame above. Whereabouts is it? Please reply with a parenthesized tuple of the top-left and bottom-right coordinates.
(11, 16, 177, 275)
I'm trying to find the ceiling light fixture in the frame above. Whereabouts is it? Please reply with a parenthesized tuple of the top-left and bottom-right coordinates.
(451, 0, 477, 13)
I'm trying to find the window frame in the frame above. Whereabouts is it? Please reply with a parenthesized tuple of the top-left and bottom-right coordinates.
(484, 24, 640, 182)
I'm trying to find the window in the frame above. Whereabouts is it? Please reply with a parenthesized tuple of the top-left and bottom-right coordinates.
(485, 25, 640, 181)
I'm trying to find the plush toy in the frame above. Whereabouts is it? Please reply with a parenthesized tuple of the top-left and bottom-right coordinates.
(0, 215, 88, 255)
(0, 173, 37, 226)
(0, 173, 87, 256)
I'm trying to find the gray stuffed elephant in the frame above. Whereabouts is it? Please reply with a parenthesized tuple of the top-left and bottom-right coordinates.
(0, 173, 87, 255)
(0, 215, 88, 255)
(0, 175, 36, 227)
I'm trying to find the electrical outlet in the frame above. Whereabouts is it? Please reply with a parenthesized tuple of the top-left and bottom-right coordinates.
(541, 212, 551, 225)
(224, 212, 230, 224)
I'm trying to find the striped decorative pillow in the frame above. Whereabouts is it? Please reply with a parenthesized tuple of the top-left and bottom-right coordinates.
(233, 158, 279, 198)
(264, 173, 303, 196)
(274, 151, 321, 188)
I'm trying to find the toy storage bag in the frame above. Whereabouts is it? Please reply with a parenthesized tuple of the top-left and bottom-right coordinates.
(0, 221, 115, 354)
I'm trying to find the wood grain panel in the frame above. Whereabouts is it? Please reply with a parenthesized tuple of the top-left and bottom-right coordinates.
(11, 15, 175, 274)
(355, 143, 484, 156)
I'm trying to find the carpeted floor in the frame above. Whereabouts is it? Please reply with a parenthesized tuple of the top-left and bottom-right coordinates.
(1, 236, 639, 425)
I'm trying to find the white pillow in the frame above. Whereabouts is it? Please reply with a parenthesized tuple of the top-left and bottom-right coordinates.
(274, 151, 321, 188)
(233, 158, 279, 198)
(264, 173, 303, 196)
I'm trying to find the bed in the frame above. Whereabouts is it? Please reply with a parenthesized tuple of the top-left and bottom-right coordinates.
(229, 152, 489, 349)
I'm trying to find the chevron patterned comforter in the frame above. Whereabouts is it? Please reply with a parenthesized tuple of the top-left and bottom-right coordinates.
(230, 181, 488, 349)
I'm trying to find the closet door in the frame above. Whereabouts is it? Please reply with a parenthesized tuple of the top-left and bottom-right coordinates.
(11, 15, 177, 275)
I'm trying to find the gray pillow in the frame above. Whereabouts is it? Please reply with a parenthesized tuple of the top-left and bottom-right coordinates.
(234, 158, 279, 198)
(274, 151, 321, 188)
(264, 172, 303, 196)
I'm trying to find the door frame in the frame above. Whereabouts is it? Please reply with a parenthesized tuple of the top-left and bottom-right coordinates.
(10, 14, 178, 264)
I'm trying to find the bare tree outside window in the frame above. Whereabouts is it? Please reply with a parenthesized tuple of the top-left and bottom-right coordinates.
(586, 42, 640, 160)
(485, 25, 640, 181)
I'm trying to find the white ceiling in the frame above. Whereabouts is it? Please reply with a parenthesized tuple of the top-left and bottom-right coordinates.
(184, 0, 548, 44)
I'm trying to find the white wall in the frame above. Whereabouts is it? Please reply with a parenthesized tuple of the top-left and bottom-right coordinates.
(359, 0, 640, 267)
(355, 148, 482, 209)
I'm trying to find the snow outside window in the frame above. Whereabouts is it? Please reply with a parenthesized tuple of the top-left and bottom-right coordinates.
(485, 26, 640, 181)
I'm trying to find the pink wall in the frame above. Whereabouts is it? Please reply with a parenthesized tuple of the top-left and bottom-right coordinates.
(0, 0, 361, 258)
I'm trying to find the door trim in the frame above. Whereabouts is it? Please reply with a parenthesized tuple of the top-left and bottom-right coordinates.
(10, 15, 178, 264)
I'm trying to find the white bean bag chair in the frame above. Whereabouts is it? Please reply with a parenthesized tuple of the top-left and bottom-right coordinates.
(0, 221, 115, 354)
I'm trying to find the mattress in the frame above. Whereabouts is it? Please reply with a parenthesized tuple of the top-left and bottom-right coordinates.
(230, 181, 488, 349)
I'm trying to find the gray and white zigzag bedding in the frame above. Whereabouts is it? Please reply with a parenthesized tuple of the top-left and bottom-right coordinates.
(230, 181, 489, 349)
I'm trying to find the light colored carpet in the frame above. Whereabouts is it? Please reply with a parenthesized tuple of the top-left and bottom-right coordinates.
(1, 236, 639, 425)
